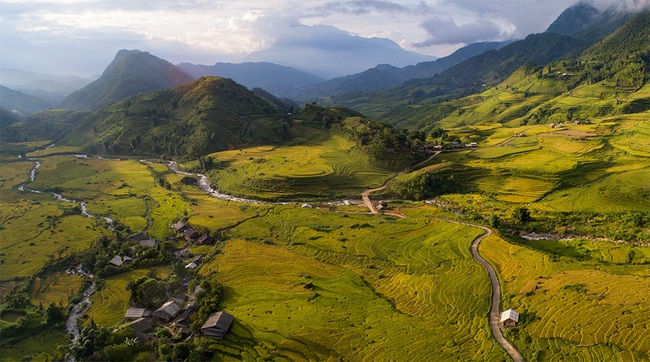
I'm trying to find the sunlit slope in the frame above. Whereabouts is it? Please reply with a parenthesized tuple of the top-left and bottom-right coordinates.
(482, 234, 650, 360)
(198, 206, 507, 361)
(203, 124, 397, 200)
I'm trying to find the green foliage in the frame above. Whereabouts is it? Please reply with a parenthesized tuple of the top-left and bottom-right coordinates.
(126, 276, 167, 309)
(51, 76, 293, 158)
(513, 207, 532, 223)
(45, 302, 66, 325)
(389, 167, 470, 200)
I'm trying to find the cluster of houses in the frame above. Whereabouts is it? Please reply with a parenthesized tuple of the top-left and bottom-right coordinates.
(123, 297, 234, 341)
(108, 232, 160, 267)
(172, 220, 213, 245)
(416, 141, 478, 155)
(549, 120, 591, 129)
(108, 221, 214, 268)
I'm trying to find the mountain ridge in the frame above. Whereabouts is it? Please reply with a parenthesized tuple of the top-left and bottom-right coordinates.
(59, 50, 195, 111)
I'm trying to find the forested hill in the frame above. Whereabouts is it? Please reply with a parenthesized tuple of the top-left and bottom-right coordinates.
(59, 76, 291, 157)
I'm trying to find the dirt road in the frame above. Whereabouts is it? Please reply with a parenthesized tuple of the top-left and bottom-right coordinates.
(466, 223, 525, 362)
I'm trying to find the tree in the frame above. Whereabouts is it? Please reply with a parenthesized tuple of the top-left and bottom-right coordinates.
(513, 207, 532, 223)
(127, 276, 167, 308)
(46, 302, 66, 325)
(490, 213, 501, 228)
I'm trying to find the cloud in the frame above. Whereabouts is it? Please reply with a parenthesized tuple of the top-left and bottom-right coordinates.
(413, 17, 505, 47)
(318, 0, 409, 14)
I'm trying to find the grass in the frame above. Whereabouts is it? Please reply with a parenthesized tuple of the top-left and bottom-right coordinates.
(86, 266, 171, 326)
(26, 145, 83, 157)
(0, 329, 67, 361)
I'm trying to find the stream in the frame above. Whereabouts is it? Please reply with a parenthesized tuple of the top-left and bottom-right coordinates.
(165, 161, 360, 207)
(18, 157, 109, 356)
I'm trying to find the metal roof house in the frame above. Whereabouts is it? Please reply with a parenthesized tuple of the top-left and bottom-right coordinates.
(500, 308, 519, 328)
(152, 300, 181, 323)
(124, 307, 152, 321)
(173, 221, 189, 232)
(182, 227, 199, 240)
(109, 255, 123, 267)
(139, 239, 158, 248)
(200, 311, 234, 340)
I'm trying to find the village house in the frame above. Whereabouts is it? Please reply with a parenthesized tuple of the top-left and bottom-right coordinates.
(171, 308, 195, 335)
(152, 300, 181, 323)
(126, 318, 154, 341)
(109, 255, 132, 267)
(500, 308, 519, 328)
(127, 232, 149, 241)
(124, 306, 152, 321)
(139, 239, 158, 248)
(173, 220, 189, 233)
(195, 234, 213, 245)
(200, 311, 234, 340)
(182, 227, 199, 241)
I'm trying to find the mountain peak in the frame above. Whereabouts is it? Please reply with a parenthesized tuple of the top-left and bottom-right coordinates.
(546, 2, 603, 36)
(59, 50, 194, 111)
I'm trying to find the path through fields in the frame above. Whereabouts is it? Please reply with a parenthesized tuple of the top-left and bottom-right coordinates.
(361, 151, 441, 214)
(447, 220, 525, 362)
(360, 151, 523, 360)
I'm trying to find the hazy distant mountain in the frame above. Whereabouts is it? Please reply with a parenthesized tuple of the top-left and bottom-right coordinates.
(0, 85, 52, 116)
(0, 68, 94, 106)
(176, 62, 325, 89)
(0, 68, 94, 94)
(545, 2, 630, 44)
(269, 41, 508, 100)
(244, 24, 434, 78)
(333, 32, 592, 117)
(59, 50, 195, 111)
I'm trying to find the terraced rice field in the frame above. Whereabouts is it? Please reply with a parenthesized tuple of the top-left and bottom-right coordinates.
(204, 126, 396, 200)
(199, 206, 507, 361)
(481, 234, 650, 360)
(86, 267, 170, 326)
(0, 199, 105, 280)
(31, 271, 85, 307)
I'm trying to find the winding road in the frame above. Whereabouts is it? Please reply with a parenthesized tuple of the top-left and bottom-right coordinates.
(361, 151, 524, 361)
(454, 221, 525, 362)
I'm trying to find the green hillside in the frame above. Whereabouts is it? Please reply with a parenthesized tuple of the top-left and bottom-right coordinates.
(331, 8, 632, 120)
(60, 76, 291, 157)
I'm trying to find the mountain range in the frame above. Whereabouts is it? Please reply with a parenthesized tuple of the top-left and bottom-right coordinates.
(330, 2, 631, 118)
(1, 3, 648, 160)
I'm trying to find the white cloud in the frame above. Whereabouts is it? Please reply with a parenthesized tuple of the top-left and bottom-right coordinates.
(0, 0, 631, 76)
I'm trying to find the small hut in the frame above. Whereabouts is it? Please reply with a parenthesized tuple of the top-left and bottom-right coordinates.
(500, 308, 519, 328)
(201, 311, 234, 340)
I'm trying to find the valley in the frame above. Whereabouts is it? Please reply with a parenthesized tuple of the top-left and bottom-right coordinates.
(0, 4, 649, 362)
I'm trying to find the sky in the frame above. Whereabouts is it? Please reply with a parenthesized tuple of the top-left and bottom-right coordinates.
(0, 0, 645, 77)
